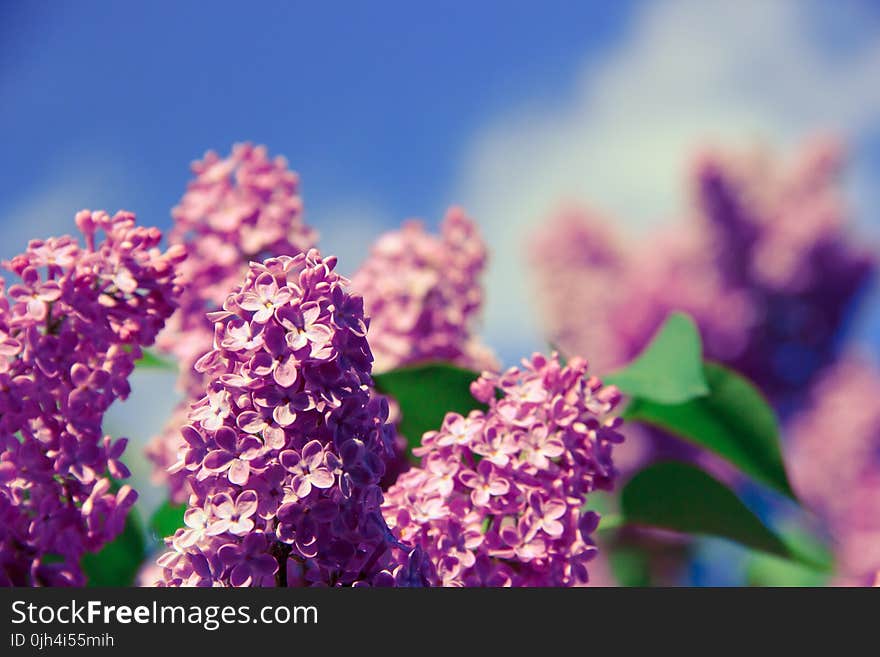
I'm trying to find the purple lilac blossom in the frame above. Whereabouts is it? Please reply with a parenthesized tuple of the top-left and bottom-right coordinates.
(0, 210, 184, 586)
(147, 144, 318, 502)
(531, 138, 874, 413)
(155, 250, 429, 587)
(529, 139, 875, 585)
(692, 137, 874, 411)
(351, 208, 497, 487)
(351, 207, 496, 374)
(382, 353, 623, 586)
(787, 357, 880, 585)
(531, 207, 751, 378)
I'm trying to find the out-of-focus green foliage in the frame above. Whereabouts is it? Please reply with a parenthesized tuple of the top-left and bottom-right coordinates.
(149, 499, 187, 543)
(82, 507, 147, 587)
(620, 462, 822, 569)
(133, 348, 176, 371)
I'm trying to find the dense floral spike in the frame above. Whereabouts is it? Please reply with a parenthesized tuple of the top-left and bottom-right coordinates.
(351, 209, 497, 487)
(351, 207, 496, 374)
(0, 210, 184, 586)
(788, 357, 880, 584)
(148, 143, 318, 501)
(155, 250, 427, 587)
(158, 143, 316, 390)
(531, 138, 874, 412)
(382, 353, 623, 586)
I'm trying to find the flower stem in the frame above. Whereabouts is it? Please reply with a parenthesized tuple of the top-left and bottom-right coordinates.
(271, 542, 292, 587)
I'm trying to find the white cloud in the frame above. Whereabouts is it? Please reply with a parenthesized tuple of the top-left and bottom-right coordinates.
(455, 0, 880, 363)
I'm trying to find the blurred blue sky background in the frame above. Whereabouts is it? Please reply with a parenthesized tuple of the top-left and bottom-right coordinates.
(2, 0, 880, 513)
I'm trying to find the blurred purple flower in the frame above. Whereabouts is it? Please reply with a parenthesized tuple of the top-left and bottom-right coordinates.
(351, 207, 496, 374)
(351, 208, 498, 488)
(788, 357, 880, 584)
(148, 143, 318, 502)
(531, 138, 874, 410)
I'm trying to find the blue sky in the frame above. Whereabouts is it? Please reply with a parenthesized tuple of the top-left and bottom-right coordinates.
(0, 1, 632, 251)
(3, 1, 880, 511)
(2, 1, 879, 361)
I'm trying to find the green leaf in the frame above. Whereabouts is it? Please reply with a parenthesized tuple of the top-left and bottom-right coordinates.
(596, 514, 624, 532)
(373, 362, 486, 451)
(746, 521, 834, 586)
(746, 550, 832, 587)
(605, 312, 709, 404)
(134, 349, 176, 371)
(624, 361, 794, 498)
(149, 500, 187, 542)
(608, 545, 653, 587)
(620, 461, 816, 568)
(81, 508, 147, 587)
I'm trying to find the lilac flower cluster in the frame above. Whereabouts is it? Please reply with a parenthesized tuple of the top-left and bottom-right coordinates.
(155, 250, 428, 587)
(351, 207, 496, 374)
(382, 353, 623, 586)
(787, 357, 880, 584)
(351, 209, 497, 487)
(692, 138, 874, 409)
(531, 138, 874, 411)
(148, 143, 318, 502)
(0, 210, 183, 586)
(159, 143, 316, 388)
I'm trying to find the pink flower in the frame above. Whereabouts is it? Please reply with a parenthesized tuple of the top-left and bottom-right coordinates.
(190, 387, 232, 432)
(0, 209, 183, 586)
(351, 208, 496, 373)
(383, 353, 623, 586)
(155, 251, 418, 588)
(239, 273, 293, 324)
(525, 492, 567, 539)
(458, 460, 510, 506)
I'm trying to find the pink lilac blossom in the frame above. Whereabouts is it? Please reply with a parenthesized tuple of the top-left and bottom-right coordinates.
(351, 207, 496, 374)
(351, 208, 497, 487)
(531, 207, 751, 378)
(382, 353, 623, 586)
(787, 357, 880, 584)
(0, 210, 184, 586)
(155, 250, 429, 587)
(531, 138, 874, 413)
(148, 143, 318, 502)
